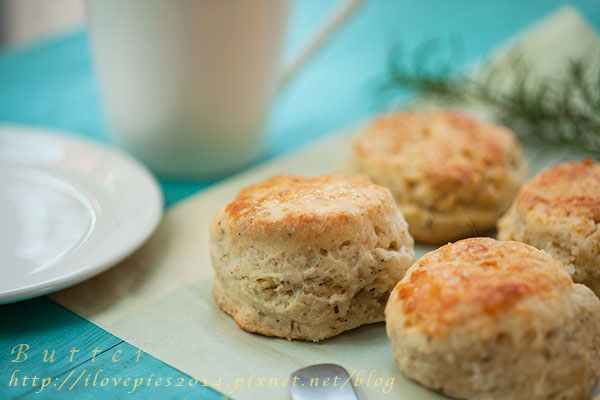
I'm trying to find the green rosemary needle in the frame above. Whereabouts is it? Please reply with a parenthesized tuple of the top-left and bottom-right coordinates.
(382, 40, 600, 155)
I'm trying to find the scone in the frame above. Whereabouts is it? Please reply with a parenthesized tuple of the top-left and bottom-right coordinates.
(498, 158, 600, 297)
(210, 174, 415, 342)
(385, 238, 600, 400)
(352, 110, 526, 244)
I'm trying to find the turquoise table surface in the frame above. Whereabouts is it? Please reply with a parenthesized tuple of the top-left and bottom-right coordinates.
(1, 1, 599, 399)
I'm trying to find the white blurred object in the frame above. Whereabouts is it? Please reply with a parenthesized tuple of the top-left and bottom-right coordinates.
(0, 124, 162, 304)
(0, 0, 84, 46)
(85, 0, 363, 178)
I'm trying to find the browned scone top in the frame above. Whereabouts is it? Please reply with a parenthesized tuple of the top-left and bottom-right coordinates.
(497, 158, 600, 297)
(353, 110, 526, 244)
(385, 237, 600, 399)
(215, 174, 397, 241)
(210, 173, 415, 342)
(510, 158, 600, 236)
(354, 110, 523, 210)
(388, 238, 572, 336)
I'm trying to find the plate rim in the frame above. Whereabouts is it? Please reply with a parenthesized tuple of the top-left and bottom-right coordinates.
(0, 123, 163, 304)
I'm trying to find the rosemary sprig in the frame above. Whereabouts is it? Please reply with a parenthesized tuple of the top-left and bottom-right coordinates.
(382, 40, 600, 155)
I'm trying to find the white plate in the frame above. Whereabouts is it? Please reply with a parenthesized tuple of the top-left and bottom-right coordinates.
(0, 125, 163, 304)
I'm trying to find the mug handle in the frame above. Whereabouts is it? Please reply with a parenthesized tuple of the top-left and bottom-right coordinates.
(276, 0, 365, 92)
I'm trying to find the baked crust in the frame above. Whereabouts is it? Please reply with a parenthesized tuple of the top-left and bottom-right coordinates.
(221, 174, 395, 240)
(391, 238, 570, 336)
(353, 110, 526, 244)
(211, 174, 415, 341)
(498, 159, 600, 296)
(385, 237, 600, 399)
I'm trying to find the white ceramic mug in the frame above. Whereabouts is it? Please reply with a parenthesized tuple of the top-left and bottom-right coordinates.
(84, 0, 363, 178)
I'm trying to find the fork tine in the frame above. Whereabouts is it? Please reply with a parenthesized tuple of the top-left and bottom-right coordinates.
(289, 364, 360, 400)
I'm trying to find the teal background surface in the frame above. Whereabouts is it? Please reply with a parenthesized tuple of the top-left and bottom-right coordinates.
(1, 1, 599, 398)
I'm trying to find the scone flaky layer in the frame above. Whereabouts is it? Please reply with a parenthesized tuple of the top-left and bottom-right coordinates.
(353, 110, 526, 244)
(385, 238, 600, 400)
(498, 158, 600, 296)
(211, 174, 415, 341)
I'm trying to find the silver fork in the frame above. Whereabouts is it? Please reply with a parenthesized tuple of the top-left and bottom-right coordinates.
(290, 364, 600, 399)
(289, 364, 360, 400)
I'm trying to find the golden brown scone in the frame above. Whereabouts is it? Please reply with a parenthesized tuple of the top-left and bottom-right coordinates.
(498, 159, 600, 297)
(353, 110, 526, 244)
(385, 238, 600, 400)
(210, 174, 414, 342)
